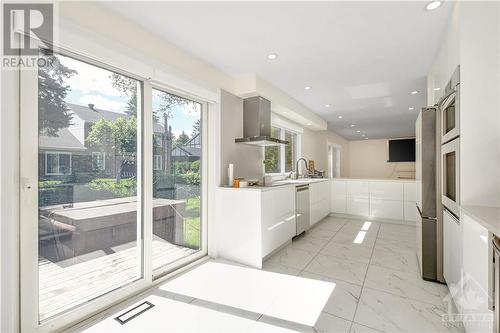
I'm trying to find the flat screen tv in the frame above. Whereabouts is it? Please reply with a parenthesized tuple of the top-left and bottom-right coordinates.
(388, 138, 415, 162)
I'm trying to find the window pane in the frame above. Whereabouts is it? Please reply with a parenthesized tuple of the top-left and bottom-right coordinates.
(152, 89, 202, 273)
(37, 51, 141, 321)
(285, 130, 296, 173)
(265, 127, 281, 174)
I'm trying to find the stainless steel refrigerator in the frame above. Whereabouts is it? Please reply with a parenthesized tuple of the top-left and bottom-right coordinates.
(415, 107, 443, 282)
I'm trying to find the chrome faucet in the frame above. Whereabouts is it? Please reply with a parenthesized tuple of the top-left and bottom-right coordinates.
(295, 158, 308, 179)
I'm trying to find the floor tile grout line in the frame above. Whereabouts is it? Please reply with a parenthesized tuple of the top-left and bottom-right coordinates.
(297, 218, 350, 275)
(350, 219, 382, 327)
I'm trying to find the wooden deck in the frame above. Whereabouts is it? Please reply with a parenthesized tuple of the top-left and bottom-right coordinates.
(39, 237, 197, 321)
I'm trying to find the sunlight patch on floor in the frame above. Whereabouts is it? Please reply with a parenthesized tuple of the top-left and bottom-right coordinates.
(160, 261, 335, 326)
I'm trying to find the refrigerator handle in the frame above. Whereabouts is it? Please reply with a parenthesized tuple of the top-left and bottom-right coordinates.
(416, 203, 437, 220)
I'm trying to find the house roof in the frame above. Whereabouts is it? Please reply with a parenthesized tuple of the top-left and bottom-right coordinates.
(39, 128, 86, 151)
(172, 145, 201, 157)
(68, 103, 165, 133)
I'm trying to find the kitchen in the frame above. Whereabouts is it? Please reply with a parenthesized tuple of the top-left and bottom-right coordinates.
(1, 1, 500, 333)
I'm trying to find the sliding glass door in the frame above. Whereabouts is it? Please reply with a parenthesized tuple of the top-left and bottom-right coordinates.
(35, 51, 143, 321)
(151, 88, 204, 276)
(20, 45, 208, 331)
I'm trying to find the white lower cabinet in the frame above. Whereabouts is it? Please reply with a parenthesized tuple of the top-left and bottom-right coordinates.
(331, 179, 416, 222)
(370, 199, 404, 220)
(331, 195, 346, 214)
(309, 181, 331, 226)
(347, 197, 369, 216)
(404, 202, 417, 222)
(460, 212, 493, 332)
(443, 209, 462, 294)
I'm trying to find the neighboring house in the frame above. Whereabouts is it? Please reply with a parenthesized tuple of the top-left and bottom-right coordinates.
(38, 103, 170, 180)
(172, 133, 201, 162)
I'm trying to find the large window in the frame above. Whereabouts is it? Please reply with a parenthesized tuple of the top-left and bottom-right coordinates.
(37, 51, 142, 321)
(265, 127, 299, 175)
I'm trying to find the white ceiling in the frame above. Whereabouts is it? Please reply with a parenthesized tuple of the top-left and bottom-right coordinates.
(101, 1, 452, 140)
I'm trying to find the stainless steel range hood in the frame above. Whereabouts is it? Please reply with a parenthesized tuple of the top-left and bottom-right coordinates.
(235, 96, 288, 147)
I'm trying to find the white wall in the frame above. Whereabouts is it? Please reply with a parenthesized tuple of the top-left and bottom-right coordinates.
(428, 1, 500, 207)
(349, 139, 415, 179)
(301, 128, 350, 177)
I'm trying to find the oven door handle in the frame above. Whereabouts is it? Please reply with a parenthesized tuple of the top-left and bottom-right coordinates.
(438, 89, 456, 110)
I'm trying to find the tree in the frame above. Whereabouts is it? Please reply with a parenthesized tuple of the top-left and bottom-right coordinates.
(109, 73, 137, 116)
(175, 131, 190, 147)
(86, 117, 137, 180)
(38, 51, 77, 136)
(191, 119, 201, 137)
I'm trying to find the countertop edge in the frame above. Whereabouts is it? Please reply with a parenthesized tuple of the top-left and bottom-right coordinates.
(461, 205, 500, 236)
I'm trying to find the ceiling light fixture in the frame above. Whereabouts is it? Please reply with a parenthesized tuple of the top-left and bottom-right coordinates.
(338, 115, 343, 119)
(356, 130, 361, 133)
(306, 123, 312, 126)
(365, 137, 369, 140)
(304, 86, 312, 90)
(425, 1, 442, 11)
(325, 104, 331, 108)
(350, 124, 356, 127)
(282, 111, 287, 114)
(408, 107, 415, 111)
(433, 87, 441, 91)
(267, 53, 278, 60)
(410, 90, 420, 95)
(362, 134, 366, 137)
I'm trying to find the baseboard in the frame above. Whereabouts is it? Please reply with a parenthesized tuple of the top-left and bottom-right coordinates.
(329, 213, 416, 226)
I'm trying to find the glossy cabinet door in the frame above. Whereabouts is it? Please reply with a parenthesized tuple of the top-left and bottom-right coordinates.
(331, 180, 347, 214)
(261, 186, 296, 257)
(443, 209, 462, 309)
(370, 182, 404, 201)
(370, 198, 404, 220)
(461, 212, 493, 331)
(347, 181, 369, 198)
(310, 181, 331, 226)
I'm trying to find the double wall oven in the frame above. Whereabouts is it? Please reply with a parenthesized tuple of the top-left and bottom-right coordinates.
(440, 66, 460, 218)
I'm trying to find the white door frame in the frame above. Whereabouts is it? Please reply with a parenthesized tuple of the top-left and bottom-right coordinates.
(327, 143, 341, 178)
(19, 40, 210, 332)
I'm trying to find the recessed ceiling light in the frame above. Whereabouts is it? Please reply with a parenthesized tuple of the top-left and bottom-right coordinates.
(408, 107, 415, 111)
(362, 134, 366, 137)
(325, 104, 331, 108)
(282, 111, 287, 114)
(267, 53, 278, 60)
(356, 130, 361, 133)
(425, 1, 442, 11)
(365, 137, 369, 140)
(304, 86, 312, 90)
(338, 115, 343, 119)
(350, 124, 356, 127)
(410, 90, 420, 95)
(433, 87, 441, 91)
(306, 123, 312, 126)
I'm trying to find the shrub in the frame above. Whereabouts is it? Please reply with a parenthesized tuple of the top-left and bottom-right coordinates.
(38, 180, 63, 188)
(88, 178, 137, 197)
(181, 171, 201, 185)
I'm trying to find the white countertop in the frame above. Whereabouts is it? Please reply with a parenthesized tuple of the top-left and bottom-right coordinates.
(331, 177, 416, 182)
(218, 178, 329, 192)
(461, 205, 500, 236)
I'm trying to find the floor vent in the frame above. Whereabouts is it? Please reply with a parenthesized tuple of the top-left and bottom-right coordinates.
(114, 301, 155, 325)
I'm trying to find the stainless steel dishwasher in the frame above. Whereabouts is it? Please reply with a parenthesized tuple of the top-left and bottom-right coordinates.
(295, 184, 310, 236)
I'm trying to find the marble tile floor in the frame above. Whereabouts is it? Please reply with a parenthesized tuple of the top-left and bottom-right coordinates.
(78, 216, 465, 333)
(262, 216, 465, 333)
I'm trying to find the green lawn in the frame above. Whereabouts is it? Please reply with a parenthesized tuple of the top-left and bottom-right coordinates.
(184, 196, 201, 248)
